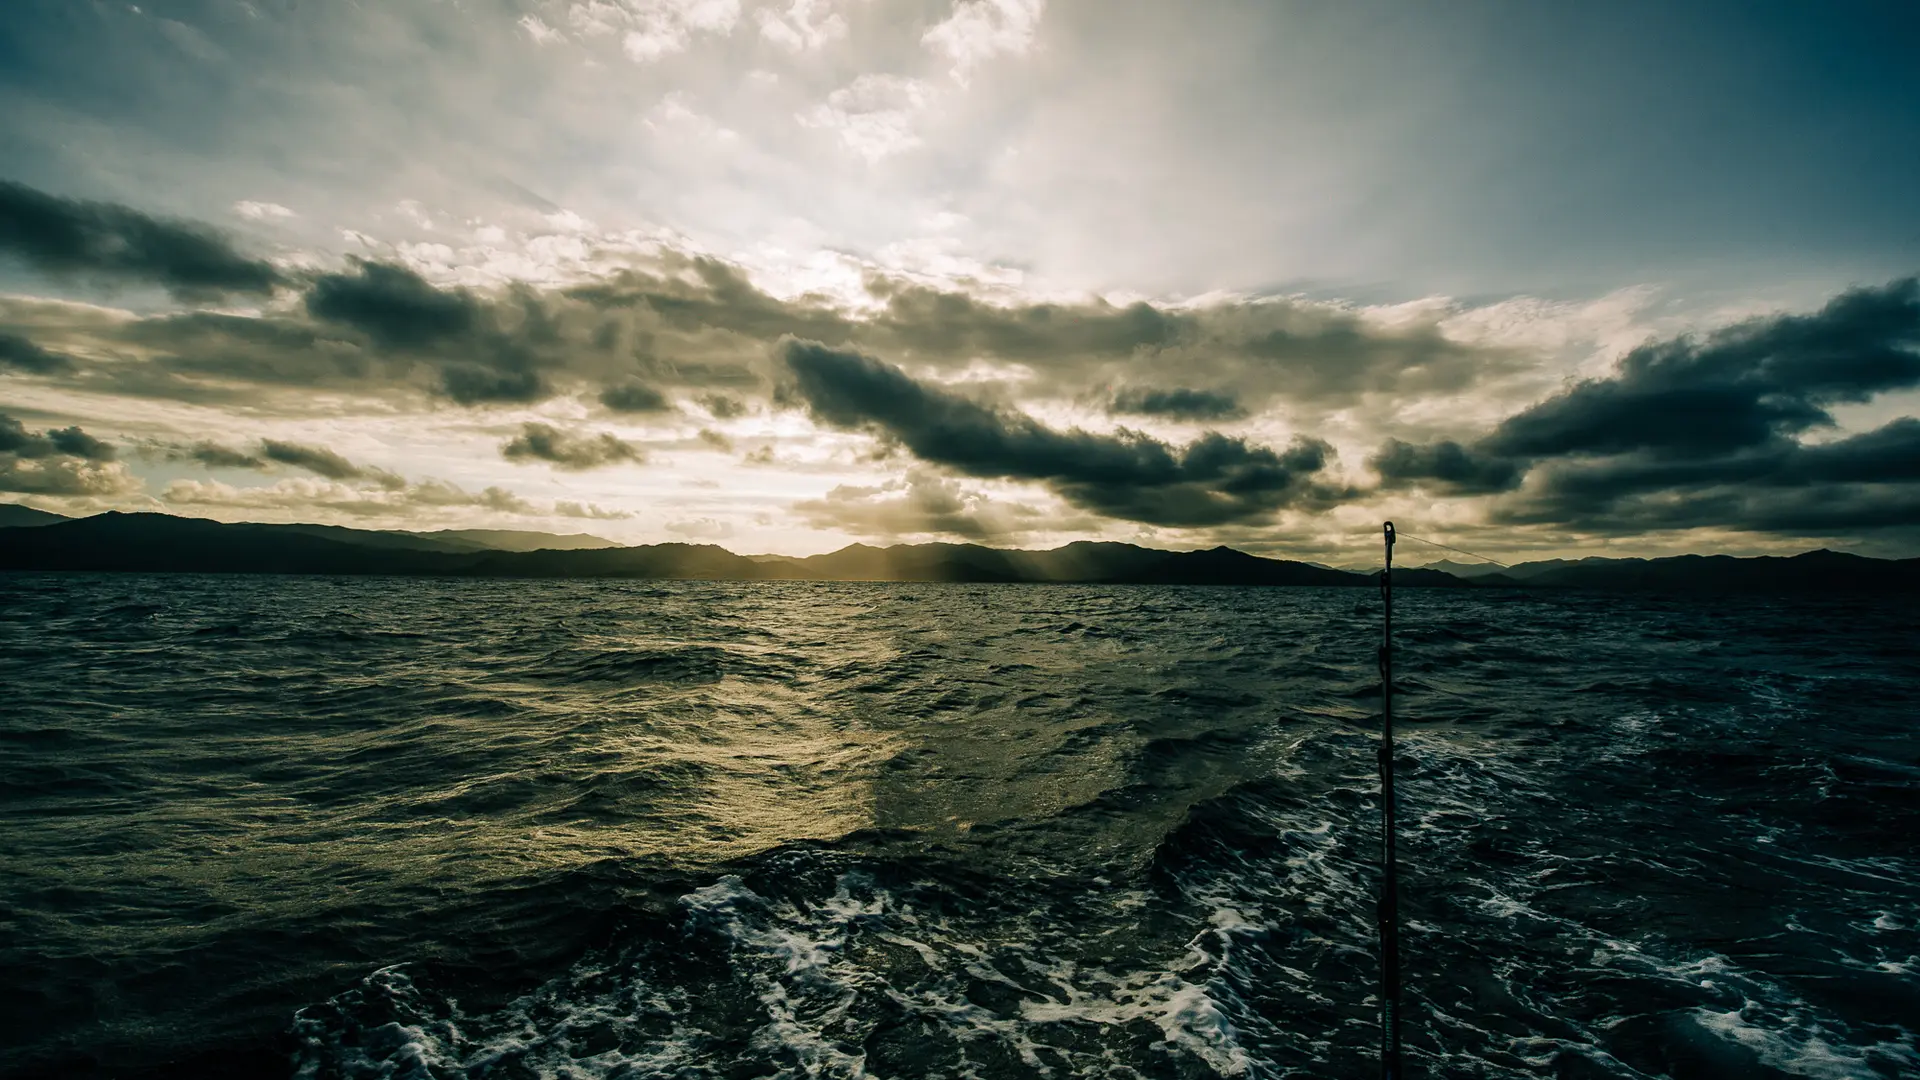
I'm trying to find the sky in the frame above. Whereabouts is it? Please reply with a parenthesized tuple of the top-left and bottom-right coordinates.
(1, 0, 1917, 561)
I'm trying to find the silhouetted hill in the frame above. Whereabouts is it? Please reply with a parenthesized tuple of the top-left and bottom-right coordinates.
(762, 542, 1028, 582)
(0, 513, 468, 575)
(463, 543, 773, 579)
(0, 513, 1426, 586)
(278, 523, 480, 553)
(3, 511, 1911, 590)
(751, 541, 1411, 586)
(1481, 550, 1920, 592)
(0, 503, 71, 528)
(1119, 545, 1357, 587)
(1411, 558, 1510, 578)
(280, 524, 620, 553)
(400, 528, 621, 552)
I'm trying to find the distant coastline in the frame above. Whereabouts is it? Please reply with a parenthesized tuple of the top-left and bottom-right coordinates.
(3, 508, 1916, 592)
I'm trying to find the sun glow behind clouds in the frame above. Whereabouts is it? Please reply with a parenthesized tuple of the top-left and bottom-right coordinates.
(1, 2, 1917, 559)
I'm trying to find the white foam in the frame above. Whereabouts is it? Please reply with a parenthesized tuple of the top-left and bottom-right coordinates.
(1693, 1007, 1918, 1080)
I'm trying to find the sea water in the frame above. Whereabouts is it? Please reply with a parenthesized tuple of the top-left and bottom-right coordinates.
(1, 575, 1915, 1078)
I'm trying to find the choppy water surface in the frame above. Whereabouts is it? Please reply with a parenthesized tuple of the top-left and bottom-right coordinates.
(1, 575, 1916, 1079)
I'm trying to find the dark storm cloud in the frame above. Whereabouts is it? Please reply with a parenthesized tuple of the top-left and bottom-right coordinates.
(1370, 438, 1521, 494)
(500, 422, 643, 470)
(780, 339, 1344, 527)
(0, 412, 131, 495)
(0, 188, 1517, 421)
(863, 280, 1187, 359)
(46, 426, 116, 461)
(1373, 277, 1920, 533)
(304, 260, 480, 349)
(0, 413, 115, 461)
(260, 439, 369, 481)
(302, 260, 552, 404)
(599, 381, 673, 413)
(859, 277, 1505, 410)
(567, 257, 855, 344)
(440, 366, 547, 405)
(0, 332, 75, 373)
(153, 437, 405, 487)
(1107, 386, 1245, 421)
(182, 441, 267, 469)
(699, 394, 746, 419)
(0, 179, 284, 298)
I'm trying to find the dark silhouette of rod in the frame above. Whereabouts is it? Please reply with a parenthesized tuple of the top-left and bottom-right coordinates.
(1379, 521, 1402, 1078)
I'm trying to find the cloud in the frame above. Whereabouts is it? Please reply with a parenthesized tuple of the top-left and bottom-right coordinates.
(46, 426, 117, 462)
(0, 331, 76, 373)
(300, 258, 550, 403)
(699, 393, 746, 418)
(599, 381, 673, 412)
(664, 516, 733, 539)
(518, 15, 564, 44)
(792, 468, 1067, 541)
(501, 422, 644, 469)
(1107, 386, 1245, 421)
(780, 339, 1346, 527)
(922, 0, 1044, 83)
(304, 259, 480, 349)
(161, 475, 544, 518)
(1372, 276, 1920, 534)
(1, 414, 116, 461)
(1370, 438, 1521, 494)
(757, 0, 846, 51)
(799, 75, 933, 161)
(859, 278, 1502, 410)
(181, 441, 267, 469)
(158, 437, 406, 487)
(0, 179, 284, 298)
(0, 194, 1505, 422)
(0, 412, 136, 496)
(258, 439, 382, 482)
(233, 201, 295, 221)
(0, 456, 137, 496)
(556, 0, 742, 61)
(157, 460, 635, 525)
(555, 500, 633, 520)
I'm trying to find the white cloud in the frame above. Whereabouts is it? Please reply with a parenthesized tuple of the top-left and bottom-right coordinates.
(543, 208, 595, 233)
(233, 200, 295, 221)
(791, 468, 1068, 542)
(0, 457, 141, 497)
(921, 0, 1044, 83)
(162, 475, 544, 518)
(798, 74, 933, 161)
(757, 0, 847, 52)
(665, 515, 734, 538)
(642, 92, 739, 142)
(556, 500, 634, 519)
(395, 199, 437, 231)
(518, 14, 564, 44)
(558, 0, 741, 61)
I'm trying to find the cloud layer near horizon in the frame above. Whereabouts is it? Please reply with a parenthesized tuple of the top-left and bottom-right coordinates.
(1, 178, 1918, 558)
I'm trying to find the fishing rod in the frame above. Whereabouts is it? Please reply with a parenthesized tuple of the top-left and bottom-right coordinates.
(1379, 521, 1402, 1079)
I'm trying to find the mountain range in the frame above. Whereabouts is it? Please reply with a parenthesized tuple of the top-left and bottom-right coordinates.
(1, 507, 1915, 591)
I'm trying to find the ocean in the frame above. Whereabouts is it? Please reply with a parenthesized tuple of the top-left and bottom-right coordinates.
(1, 574, 1915, 1078)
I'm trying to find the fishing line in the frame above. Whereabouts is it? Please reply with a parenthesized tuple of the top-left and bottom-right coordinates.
(1394, 533, 1509, 568)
